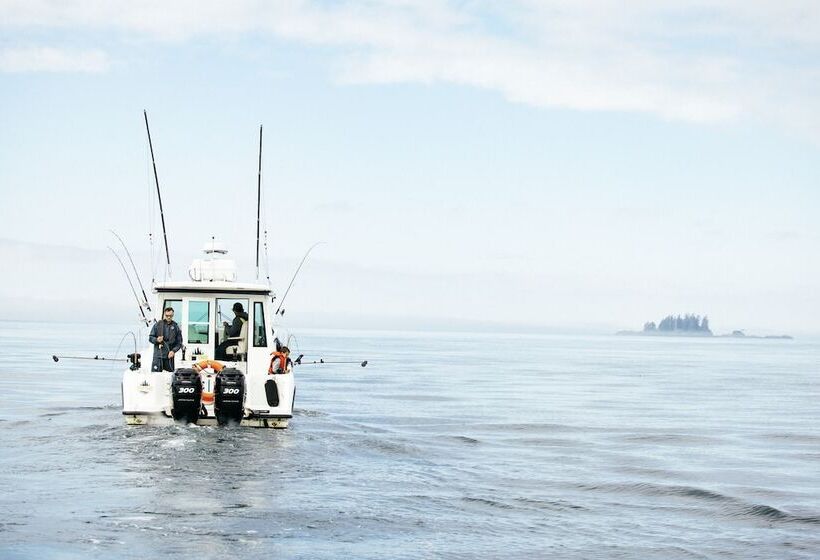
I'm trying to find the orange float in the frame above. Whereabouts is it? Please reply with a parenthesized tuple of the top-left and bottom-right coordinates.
(193, 360, 224, 404)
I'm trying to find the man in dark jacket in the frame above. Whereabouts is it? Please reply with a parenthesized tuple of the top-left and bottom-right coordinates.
(149, 307, 183, 372)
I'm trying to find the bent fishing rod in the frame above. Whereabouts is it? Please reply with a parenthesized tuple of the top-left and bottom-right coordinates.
(109, 230, 151, 312)
(275, 241, 325, 316)
(108, 246, 150, 326)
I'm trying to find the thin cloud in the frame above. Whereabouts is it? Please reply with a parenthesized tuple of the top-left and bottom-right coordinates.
(0, 46, 109, 73)
(1, 1, 818, 132)
(313, 200, 354, 213)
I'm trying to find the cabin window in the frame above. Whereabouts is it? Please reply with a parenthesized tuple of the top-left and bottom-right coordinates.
(163, 299, 182, 319)
(253, 302, 267, 347)
(187, 300, 210, 344)
(216, 298, 249, 343)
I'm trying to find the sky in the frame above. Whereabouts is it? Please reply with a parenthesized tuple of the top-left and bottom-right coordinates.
(1, 1, 819, 335)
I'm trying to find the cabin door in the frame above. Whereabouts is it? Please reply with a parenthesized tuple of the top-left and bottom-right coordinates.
(185, 299, 212, 359)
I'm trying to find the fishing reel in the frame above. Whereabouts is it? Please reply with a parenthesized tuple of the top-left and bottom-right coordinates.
(127, 352, 142, 371)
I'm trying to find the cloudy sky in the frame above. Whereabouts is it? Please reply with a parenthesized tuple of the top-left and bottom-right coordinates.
(1, 1, 819, 334)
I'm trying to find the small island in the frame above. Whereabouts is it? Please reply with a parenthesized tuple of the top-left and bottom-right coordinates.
(618, 314, 713, 337)
(617, 314, 793, 339)
(721, 330, 793, 340)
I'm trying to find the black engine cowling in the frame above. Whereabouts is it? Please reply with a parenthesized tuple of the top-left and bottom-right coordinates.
(171, 368, 202, 424)
(214, 368, 245, 425)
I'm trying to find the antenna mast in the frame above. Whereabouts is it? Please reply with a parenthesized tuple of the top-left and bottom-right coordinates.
(143, 110, 171, 273)
(256, 124, 263, 279)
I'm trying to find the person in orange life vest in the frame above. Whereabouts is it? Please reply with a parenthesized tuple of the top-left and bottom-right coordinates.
(269, 346, 292, 374)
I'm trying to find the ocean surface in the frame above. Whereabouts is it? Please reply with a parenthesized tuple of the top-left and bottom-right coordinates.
(0, 321, 818, 559)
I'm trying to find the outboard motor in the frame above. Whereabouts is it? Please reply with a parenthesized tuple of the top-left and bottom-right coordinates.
(171, 368, 203, 424)
(214, 368, 245, 426)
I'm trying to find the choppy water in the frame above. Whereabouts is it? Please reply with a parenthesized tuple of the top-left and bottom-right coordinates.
(0, 321, 818, 559)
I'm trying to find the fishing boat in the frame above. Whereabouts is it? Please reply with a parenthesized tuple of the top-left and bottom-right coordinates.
(121, 241, 295, 428)
(119, 114, 298, 428)
(52, 112, 365, 427)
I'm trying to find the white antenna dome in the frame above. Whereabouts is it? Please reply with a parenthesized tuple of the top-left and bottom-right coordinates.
(189, 239, 236, 281)
(203, 239, 228, 255)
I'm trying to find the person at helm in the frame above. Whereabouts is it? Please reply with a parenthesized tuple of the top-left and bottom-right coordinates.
(215, 302, 249, 360)
(222, 302, 249, 338)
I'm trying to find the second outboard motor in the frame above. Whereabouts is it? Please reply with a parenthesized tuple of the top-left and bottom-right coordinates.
(171, 368, 202, 424)
(214, 368, 245, 426)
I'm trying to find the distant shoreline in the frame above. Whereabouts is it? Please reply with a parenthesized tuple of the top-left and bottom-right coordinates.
(616, 330, 793, 340)
(616, 330, 711, 337)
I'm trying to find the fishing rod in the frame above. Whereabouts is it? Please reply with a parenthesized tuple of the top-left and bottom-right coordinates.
(256, 124, 262, 279)
(262, 228, 272, 286)
(109, 230, 151, 312)
(52, 353, 142, 370)
(293, 355, 368, 367)
(144, 110, 171, 271)
(53, 354, 127, 362)
(108, 246, 150, 326)
(275, 241, 325, 316)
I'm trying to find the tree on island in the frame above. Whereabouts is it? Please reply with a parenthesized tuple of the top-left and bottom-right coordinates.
(647, 314, 712, 333)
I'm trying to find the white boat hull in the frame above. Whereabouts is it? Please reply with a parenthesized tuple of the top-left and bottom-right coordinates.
(123, 413, 290, 429)
(122, 362, 295, 429)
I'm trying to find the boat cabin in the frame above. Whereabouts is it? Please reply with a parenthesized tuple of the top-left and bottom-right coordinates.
(151, 240, 282, 371)
(155, 281, 275, 370)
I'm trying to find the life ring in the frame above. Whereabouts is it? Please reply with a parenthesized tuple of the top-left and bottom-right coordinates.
(193, 360, 222, 404)
(193, 359, 224, 372)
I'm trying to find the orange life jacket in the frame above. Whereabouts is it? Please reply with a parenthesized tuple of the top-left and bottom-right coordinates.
(268, 352, 291, 374)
